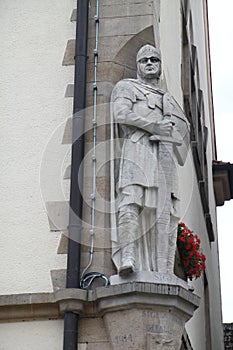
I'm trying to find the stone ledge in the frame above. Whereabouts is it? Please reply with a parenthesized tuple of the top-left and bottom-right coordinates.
(0, 292, 56, 306)
(0, 282, 199, 322)
(55, 289, 88, 315)
(92, 282, 200, 318)
(0, 292, 58, 321)
(0, 289, 87, 321)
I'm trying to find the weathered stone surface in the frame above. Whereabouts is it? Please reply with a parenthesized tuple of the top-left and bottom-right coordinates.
(82, 175, 110, 202)
(0, 292, 55, 306)
(0, 293, 58, 321)
(63, 164, 71, 180)
(87, 62, 125, 84)
(88, 15, 153, 39)
(70, 9, 77, 22)
(84, 103, 110, 142)
(56, 289, 87, 315)
(98, 2, 153, 18)
(94, 282, 199, 350)
(87, 27, 154, 68)
(104, 308, 184, 350)
(65, 84, 74, 97)
(50, 269, 66, 291)
(0, 303, 59, 322)
(85, 343, 111, 350)
(62, 117, 72, 144)
(57, 233, 68, 254)
(87, 36, 133, 65)
(82, 203, 103, 229)
(93, 282, 199, 315)
(98, 0, 151, 5)
(110, 271, 189, 291)
(78, 344, 110, 350)
(79, 318, 109, 343)
(80, 250, 114, 278)
(62, 39, 75, 66)
(46, 201, 69, 231)
(80, 227, 111, 250)
(85, 1, 153, 20)
(87, 82, 114, 97)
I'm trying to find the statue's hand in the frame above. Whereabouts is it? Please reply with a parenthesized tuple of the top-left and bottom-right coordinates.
(153, 120, 174, 136)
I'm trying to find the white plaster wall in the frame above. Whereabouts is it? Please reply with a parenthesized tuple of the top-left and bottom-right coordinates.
(0, 320, 63, 350)
(179, 158, 211, 350)
(188, 2, 224, 349)
(0, 0, 75, 294)
(159, 1, 224, 349)
(189, 1, 218, 222)
(159, 0, 183, 105)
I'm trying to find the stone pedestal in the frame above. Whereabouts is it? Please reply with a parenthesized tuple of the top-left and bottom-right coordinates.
(55, 276, 199, 349)
(96, 279, 200, 350)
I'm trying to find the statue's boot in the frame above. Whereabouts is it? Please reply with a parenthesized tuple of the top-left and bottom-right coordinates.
(118, 205, 139, 276)
(119, 243, 135, 276)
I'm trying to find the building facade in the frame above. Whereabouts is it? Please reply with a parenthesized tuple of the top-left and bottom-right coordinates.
(0, 0, 225, 349)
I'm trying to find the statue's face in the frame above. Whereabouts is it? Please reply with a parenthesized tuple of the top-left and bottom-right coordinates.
(137, 56, 161, 80)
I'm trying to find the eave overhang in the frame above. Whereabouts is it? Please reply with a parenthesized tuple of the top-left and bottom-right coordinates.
(213, 161, 233, 206)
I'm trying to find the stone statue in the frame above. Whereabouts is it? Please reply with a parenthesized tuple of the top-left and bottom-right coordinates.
(110, 45, 190, 276)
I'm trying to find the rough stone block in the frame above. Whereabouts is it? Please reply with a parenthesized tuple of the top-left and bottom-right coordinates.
(57, 233, 68, 254)
(62, 39, 75, 66)
(80, 249, 114, 278)
(86, 81, 114, 97)
(63, 164, 71, 180)
(87, 36, 132, 64)
(62, 117, 72, 144)
(79, 317, 109, 343)
(50, 269, 66, 291)
(86, 343, 111, 350)
(88, 15, 153, 39)
(82, 200, 110, 233)
(65, 84, 74, 97)
(87, 62, 125, 84)
(97, 2, 153, 19)
(103, 306, 190, 349)
(80, 226, 111, 250)
(46, 201, 69, 231)
(70, 9, 77, 22)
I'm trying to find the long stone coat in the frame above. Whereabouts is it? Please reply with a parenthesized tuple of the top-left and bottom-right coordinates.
(110, 79, 190, 271)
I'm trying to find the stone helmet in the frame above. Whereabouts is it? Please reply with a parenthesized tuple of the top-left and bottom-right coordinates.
(136, 44, 161, 63)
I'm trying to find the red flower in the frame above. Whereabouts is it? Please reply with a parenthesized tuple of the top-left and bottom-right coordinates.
(177, 223, 206, 280)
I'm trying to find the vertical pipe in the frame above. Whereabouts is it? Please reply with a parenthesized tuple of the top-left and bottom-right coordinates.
(63, 1, 89, 349)
(80, 0, 99, 283)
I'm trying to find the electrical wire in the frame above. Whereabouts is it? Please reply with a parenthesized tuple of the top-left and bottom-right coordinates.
(80, 0, 109, 289)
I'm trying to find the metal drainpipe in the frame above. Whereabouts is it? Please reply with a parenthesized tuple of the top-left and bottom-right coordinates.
(63, 1, 89, 349)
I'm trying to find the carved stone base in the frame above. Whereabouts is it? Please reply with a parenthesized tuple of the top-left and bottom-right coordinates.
(97, 280, 200, 350)
(110, 271, 189, 290)
(104, 308, 184, 349)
